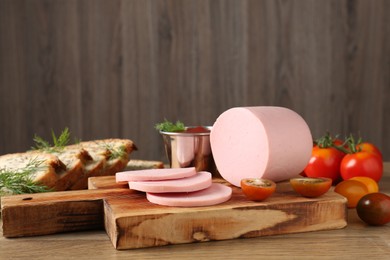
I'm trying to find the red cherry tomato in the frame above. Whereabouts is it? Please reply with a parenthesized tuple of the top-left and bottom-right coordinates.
(356, 193, 390, 226)
(304, 145, 345, 183)
(290, 177, 332, 198)
(356, 142, 383, 160)
(334, 180, 369, 208)
(333, 138, 347, 147)
(240, 178, 276, 201)
(340, 151, 383, 182)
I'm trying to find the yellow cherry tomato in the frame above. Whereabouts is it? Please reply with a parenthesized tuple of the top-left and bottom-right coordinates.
(334, 180, 369, 208)
(350, 176, 379, 193)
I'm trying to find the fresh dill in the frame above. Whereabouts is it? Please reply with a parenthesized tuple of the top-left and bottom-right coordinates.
(32, 128, 71, 153)
(155, 119, 185, 132)
(0, 159, 51, 196)
(102, 144, 127, 160)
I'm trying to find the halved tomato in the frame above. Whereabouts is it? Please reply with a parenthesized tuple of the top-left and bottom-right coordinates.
(240, 178, 276, 201)
(290, 177, 332, 198)
(349, 176, 379, 194)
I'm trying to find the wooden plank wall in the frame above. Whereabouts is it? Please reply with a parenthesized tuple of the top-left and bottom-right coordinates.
(0, 0, 389, 162)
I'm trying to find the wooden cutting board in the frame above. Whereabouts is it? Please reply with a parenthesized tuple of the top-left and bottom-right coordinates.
(1, 176, 347, 250)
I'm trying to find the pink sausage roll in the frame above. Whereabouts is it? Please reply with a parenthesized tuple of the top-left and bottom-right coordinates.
(210, 106, 313, 187)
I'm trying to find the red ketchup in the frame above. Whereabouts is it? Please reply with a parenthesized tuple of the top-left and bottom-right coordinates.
(184, 126, 210, 133)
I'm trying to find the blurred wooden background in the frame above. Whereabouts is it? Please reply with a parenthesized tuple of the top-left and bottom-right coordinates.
(0, 0, 389, 162)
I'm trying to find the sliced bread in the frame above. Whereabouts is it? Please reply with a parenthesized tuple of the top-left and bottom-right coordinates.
(51, 145, 92, 191)
(0, 138, 137, 193)
(69, 139, 136, 190)
(125, 159, 165, 170)
(0, 152, 64, 189)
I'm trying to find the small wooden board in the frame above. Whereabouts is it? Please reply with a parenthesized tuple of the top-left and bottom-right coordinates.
(1, 176, 347, 250)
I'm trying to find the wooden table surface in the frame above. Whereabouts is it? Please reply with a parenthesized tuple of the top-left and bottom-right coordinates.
(1, 163, 390, 259)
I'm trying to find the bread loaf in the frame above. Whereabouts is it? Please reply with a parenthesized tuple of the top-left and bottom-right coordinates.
(69, 139, 136, 190)
(0, 138, 137, 193)
(125, 159, 165, 170)
(67, 145, 107, 190)
(52, 145, 92, 191)
(0, 152, 65, 189)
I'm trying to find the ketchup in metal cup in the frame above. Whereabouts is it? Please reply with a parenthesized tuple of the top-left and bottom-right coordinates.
(160, 125, 218, 177)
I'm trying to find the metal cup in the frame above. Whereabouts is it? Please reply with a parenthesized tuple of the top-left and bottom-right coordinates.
(160, 126, 219, 177)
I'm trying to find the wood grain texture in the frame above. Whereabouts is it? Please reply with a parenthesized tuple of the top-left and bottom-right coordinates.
(0, 163, 389, 258)
(0, 188, 130, 237)
(104, 180, 346, 249)
(0, 0, 389, 162)
(1, 176, 347, 249)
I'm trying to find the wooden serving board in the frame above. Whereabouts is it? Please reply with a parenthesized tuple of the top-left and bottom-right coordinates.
(1, 176, 348, 250)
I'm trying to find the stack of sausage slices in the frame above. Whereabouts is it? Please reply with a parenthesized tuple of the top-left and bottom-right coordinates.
(116, 167, 232, 207)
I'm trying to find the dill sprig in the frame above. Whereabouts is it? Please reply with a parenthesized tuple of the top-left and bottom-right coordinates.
(101, 144, 127, 160)
(32, 128, 71, 153)
(0, 159, 51, 196)
(155, 119, 185, 132)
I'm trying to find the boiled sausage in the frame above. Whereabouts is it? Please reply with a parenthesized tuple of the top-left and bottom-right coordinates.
(146, 183, 232, 207)
(128, 171, 212, 193)
(210, 106, 312, 187)
(116, 167, 196, 182)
